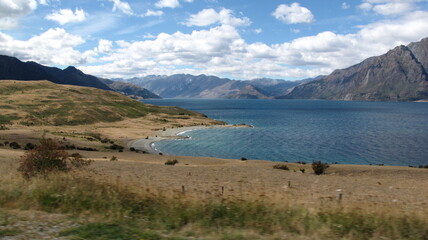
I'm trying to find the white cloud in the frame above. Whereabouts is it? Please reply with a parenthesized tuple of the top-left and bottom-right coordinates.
(143, 9, 163, 17)
(45, 8, 87, 25)
(155, 0, 179, 8)
(0, 28, 86, 65)
(0, 0, 37, 29)
(38, 0, 48, 5)
(111, 0, 133, 15)
(254, 28, 262, 34)
(358, 2, 373, 11)
(358, 0, 417, 15)
(342, 2, 350, 9)
(79, 8, 428, 80)
(96, 39, 113, 53)
(373, 2, 414, 15)
(143, 33, 157, 39)
(184, 8, 251, 27)
(272, 2, 314, 24)
(2, 1, 428, 80)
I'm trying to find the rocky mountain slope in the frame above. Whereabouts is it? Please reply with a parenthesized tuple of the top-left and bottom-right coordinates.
(279, 37, 428, 101)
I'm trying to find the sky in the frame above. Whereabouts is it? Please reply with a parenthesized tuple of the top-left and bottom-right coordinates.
(1, 0, 428, 80)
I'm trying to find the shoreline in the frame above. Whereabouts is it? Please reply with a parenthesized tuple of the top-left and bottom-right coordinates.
(128, 124, 252, 155)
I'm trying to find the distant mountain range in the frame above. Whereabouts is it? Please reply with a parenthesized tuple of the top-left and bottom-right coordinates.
(1, 37, 427, 102)
(0, 55, 160, 99)
(119, 75, 306, 99)
(278, 37, 428, 101)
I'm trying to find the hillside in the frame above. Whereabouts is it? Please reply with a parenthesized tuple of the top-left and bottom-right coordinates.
(99, 78, 161, 99)
(0, 80, 202, 126)
(0, 55, 111, 90)
(279, 37, 428, 101)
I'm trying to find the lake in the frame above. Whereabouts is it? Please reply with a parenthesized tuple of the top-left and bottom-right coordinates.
(142, 99, 428, 166)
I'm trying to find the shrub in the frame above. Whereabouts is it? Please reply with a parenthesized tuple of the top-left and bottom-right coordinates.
(9, 142, 21, 149)
(241, 157, 247, 161)
(24, 142, 36, 150)
(273, 164, 290, 171)
(312, 161, 329, 175)
(17, 138, 91, 179)
(300, 168, 305, 173)
(110, 156, 118, 161)
(165, 159, 178, 165)
(109, 144, 124, 151)
(129, 147, 136, 151)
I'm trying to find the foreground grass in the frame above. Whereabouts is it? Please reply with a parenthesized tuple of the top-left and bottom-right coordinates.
(0, 170, 427, 240)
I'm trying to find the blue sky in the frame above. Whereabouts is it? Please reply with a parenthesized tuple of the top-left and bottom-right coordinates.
(1, 0, 428, 80)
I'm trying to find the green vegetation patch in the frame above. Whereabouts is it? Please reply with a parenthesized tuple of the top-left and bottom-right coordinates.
(0, 228, 21, 237)
(59, 223, 163, 240)
(0, 114, 19, 125)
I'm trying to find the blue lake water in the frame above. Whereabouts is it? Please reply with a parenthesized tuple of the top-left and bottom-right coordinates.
(142, 99, 428, 166)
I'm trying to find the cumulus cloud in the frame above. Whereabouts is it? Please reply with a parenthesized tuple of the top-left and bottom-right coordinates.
(2, 1, 428, 80)
(96, 39, 113, 53)
(111, 0, 133, 15)
(0, 0, 37, 29)
(79, 9, 428, 79)
(342, 2, 350, 9)
(143, 9, 163, 17)
(184, 8, 251, 27)
(358, 0, 417, 15)
(272, 2, 314, 24)
(45, 8, 87, 25)
(155, 0, 193, 8)
(155, 0, 180, 8)
(0, 28, 86, 65)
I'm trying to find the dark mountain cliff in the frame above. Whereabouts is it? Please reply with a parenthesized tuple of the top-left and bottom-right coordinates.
(279, 38, 428, 101)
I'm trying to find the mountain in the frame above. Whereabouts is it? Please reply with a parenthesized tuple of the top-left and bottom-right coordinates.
(99, 78, 161, 99)
(278, 38, 428, 101)
(0, 55, 111, 90)
(248, 78, 312, 97)
(123, 74, 301, 99)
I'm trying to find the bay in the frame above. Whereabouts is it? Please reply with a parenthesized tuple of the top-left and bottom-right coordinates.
(142, 99, 428, 166)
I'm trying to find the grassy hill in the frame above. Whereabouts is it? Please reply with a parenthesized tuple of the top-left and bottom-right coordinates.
(0, 80, 202, 126)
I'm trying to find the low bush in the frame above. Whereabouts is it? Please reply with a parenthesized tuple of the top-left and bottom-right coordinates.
(273, 164, 290, 171)
(17, 138, 91, 179)
(165, 159, 178, 165)
(24, 142, 36, 150)
(9, 142, 21, 149)
(110, 156, 118, 161)
(109, 144, 124, 151)
(312, 161, 329, 175)
(241, 157, 247, 161)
